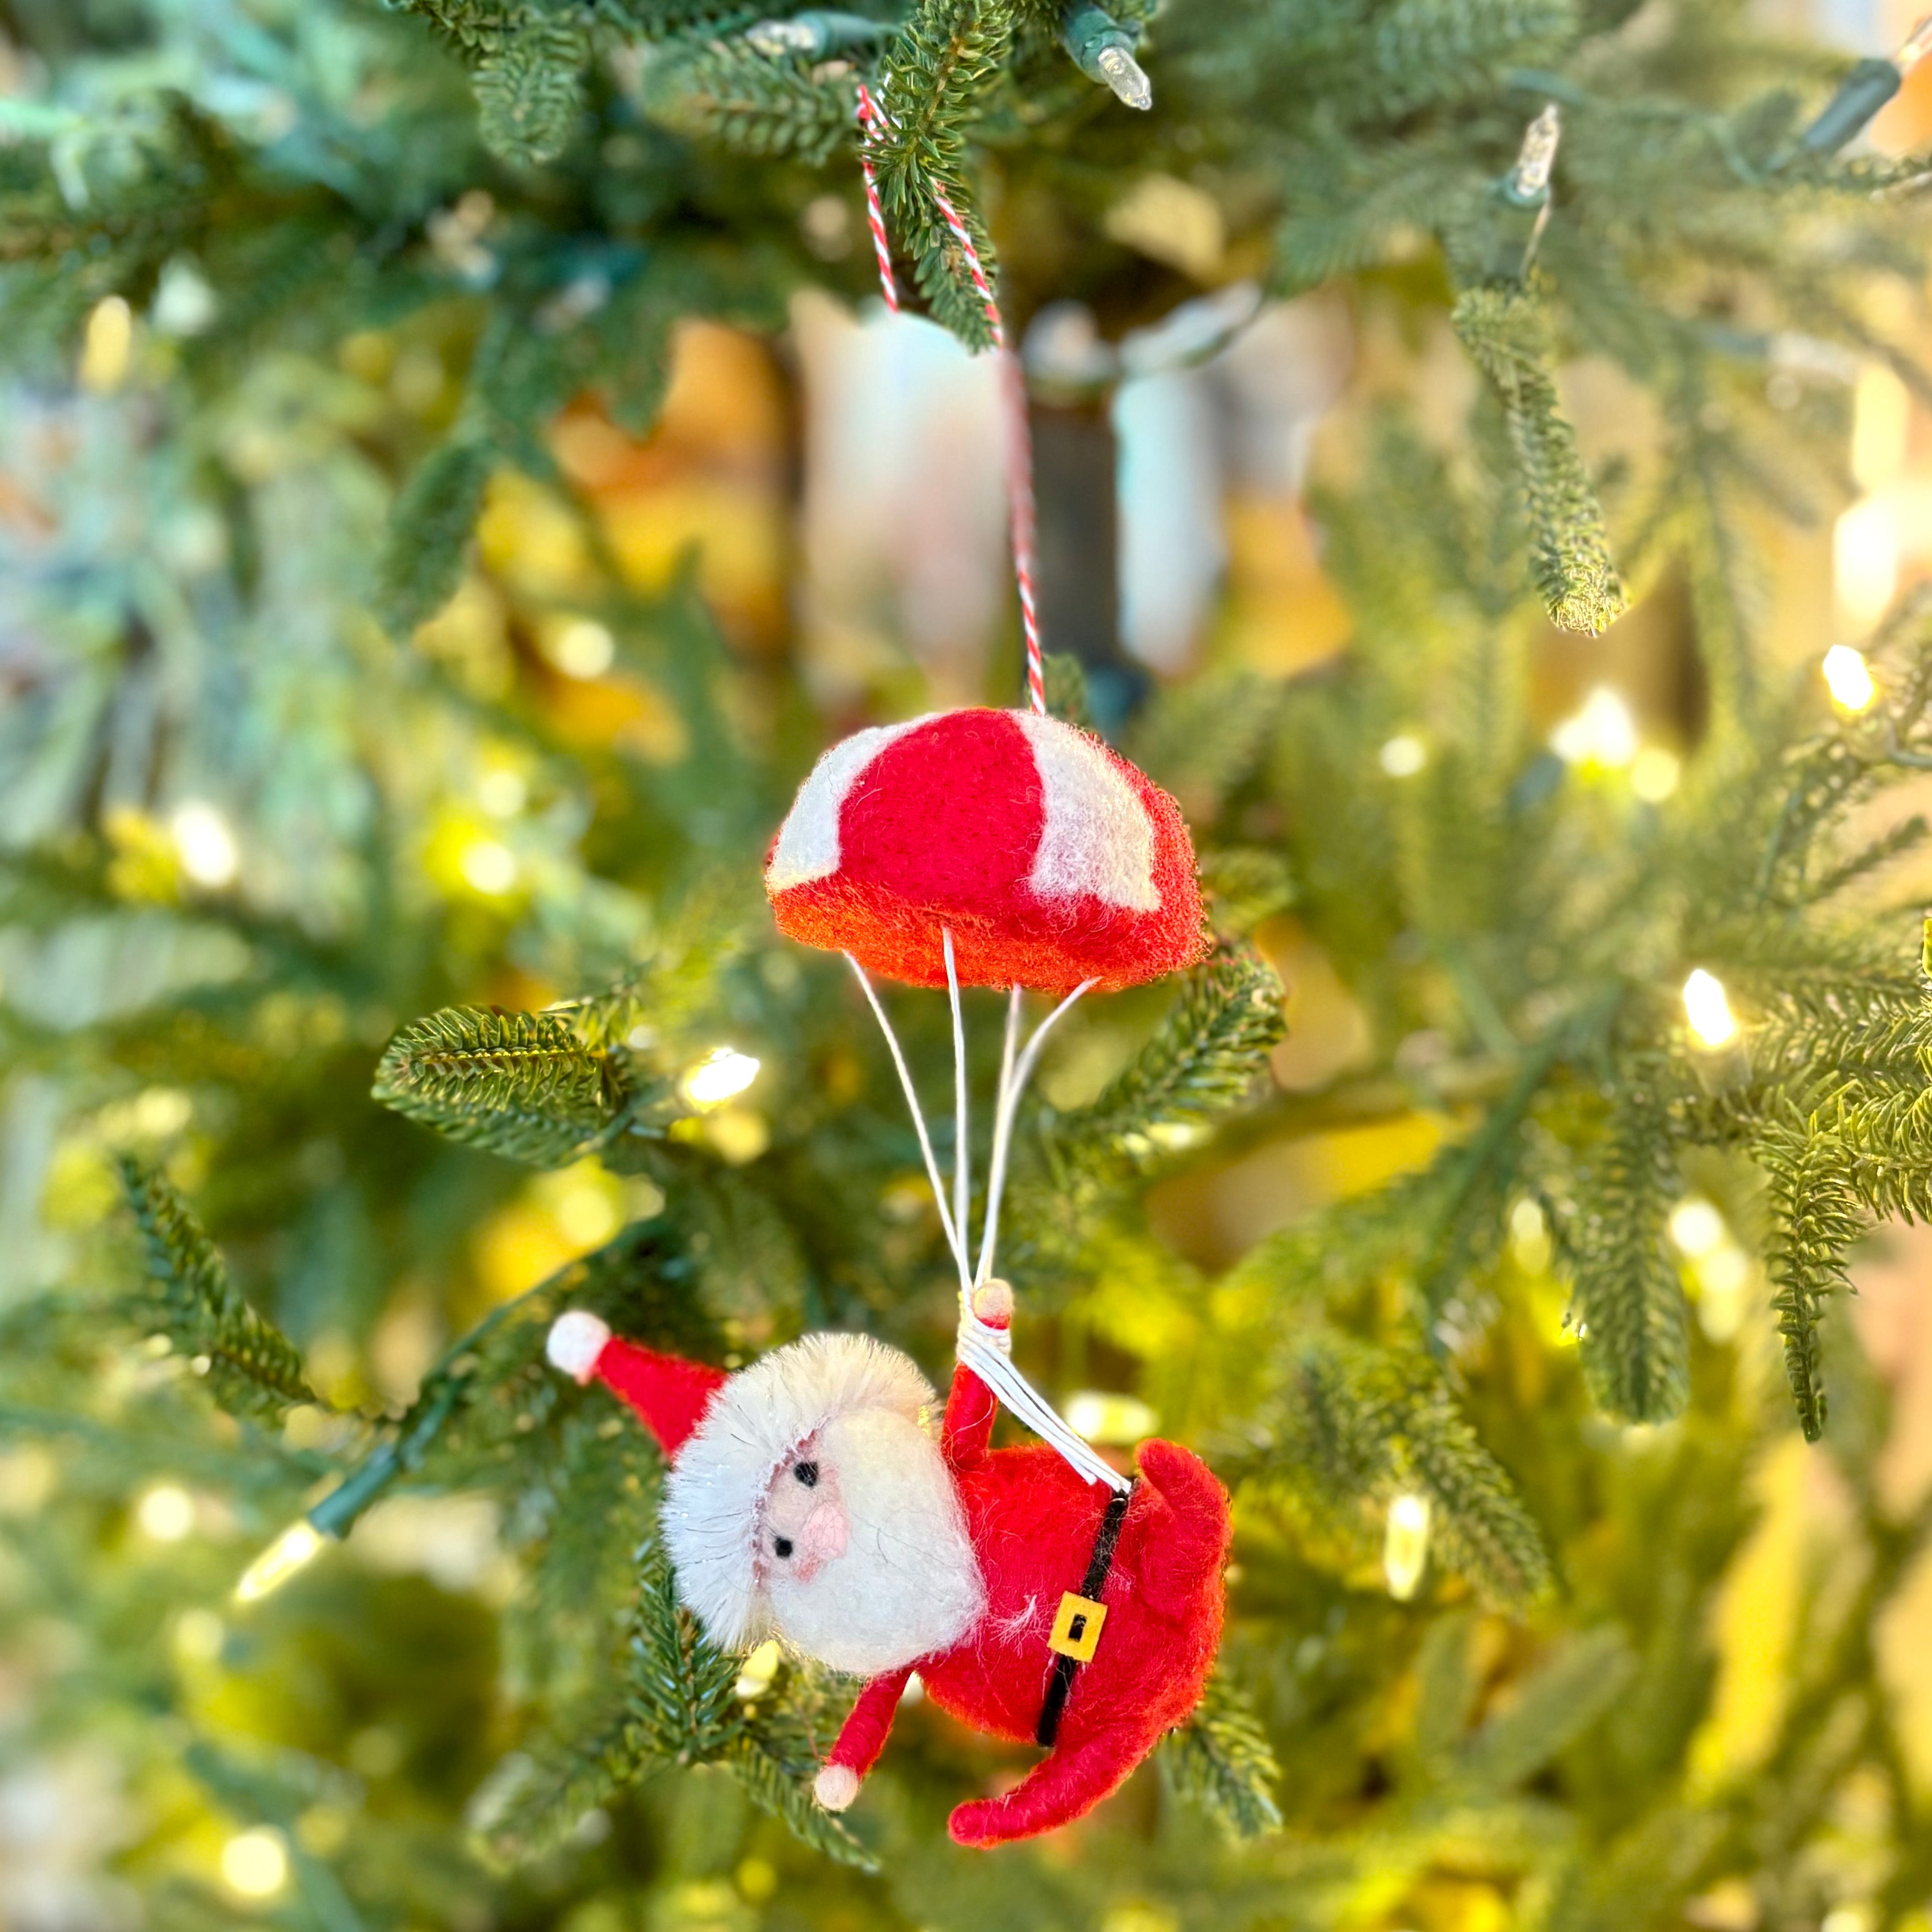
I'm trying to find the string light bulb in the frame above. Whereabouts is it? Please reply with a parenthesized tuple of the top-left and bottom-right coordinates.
(1383, 1491, 1432, 1601)
(79, 295, 133, 392)
(1822, 644, 1877, 712)
(684, 1048, 761, 1108)
(1060, 3, 1154, 109)
(1682, 969, 1739, 1051)
(234, 1519, 325, 1603)
(1512, 104, 1562, 199)
(1094, 42, 1152, 110)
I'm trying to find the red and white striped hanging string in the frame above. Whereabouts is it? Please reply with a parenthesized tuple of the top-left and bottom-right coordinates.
(854, 81, 1047, 718)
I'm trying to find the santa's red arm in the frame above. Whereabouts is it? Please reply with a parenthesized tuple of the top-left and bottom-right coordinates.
(814, 1664, 915, 1811)
(941, 1289, 1010, 1471)
(826, 1666, 914, 1777)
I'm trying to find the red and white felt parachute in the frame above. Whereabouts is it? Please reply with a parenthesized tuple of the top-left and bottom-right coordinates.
(764, 708, 1208, 992)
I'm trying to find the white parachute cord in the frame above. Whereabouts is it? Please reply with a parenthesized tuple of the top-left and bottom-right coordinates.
(974, 978, 1096, 1287)
(845, 953, 971, 1294)
(955, 973, 1124, 1492)
(847, 951, 1118, 1489)
(956, 1314, 1129, 1491)
(974, 986, 1022, 1286)
(944, 930, 970, 1274)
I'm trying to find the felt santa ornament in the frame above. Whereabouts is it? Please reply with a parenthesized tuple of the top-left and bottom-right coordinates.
(546, 1290, 1229, 1847)
(546, 707, 1231, 1847)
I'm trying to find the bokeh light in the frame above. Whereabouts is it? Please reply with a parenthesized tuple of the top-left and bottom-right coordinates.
(170, 802, 240, 887)
(1682, 969, 1738, 1050)
(684, 1048, 760, 1107)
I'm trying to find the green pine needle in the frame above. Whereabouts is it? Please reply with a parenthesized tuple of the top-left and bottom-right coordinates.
(1160, 1668, 1284, 1840)
(642, 41, 860, 162)
(372, 1006, 650, 1168)
(1757, 1126, 1860, 1442)
(474, 20, 592, 164)
(1044, 946, 1286, 1186)
(118, 1159, 317, 1425)
(1244, 1332, 1552, 1611)
(1570, 1083, 1692, 1425)
(875, 0, 1015, 350)
(376, 440, 496, 636)
(1453, 285, 1628, 636)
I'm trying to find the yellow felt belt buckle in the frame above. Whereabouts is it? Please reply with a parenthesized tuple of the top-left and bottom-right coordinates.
(1048, 1592, 1107, 1662)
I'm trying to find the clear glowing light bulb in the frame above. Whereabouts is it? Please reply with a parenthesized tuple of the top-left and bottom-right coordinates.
(234, 1520, 325, 1603)
(1682, 969, 1739, 1050)
(683, 1048, 760, 1108)
(1383, 1492, 1432, 1602)
(1513, 104, 1562, 197)
(1095, 43, 1152, 110)
(80, 295, 133, 392)
(1822, 644, 1877, 713)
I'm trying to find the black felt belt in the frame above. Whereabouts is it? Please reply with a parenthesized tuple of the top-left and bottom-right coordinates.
(1035, 1481, 1134, 1748)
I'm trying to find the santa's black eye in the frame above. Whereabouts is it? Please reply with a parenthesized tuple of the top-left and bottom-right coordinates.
(773, 1536, 794, 1559)
(793, 1461, 818, 1488)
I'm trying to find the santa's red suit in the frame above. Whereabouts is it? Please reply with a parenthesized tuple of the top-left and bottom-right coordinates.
(546, 1306, 1230, 1847)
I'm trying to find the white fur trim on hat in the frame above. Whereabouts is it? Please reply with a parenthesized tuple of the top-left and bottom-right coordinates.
(546, 1310, 611, 1383)
(660, 1332, 935, 1651)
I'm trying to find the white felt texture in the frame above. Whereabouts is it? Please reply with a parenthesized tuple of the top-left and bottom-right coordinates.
(546, 1310, 611, 1383)
(764, 1406, 984, 1677)
(816, 1764, 860, 1811)
(1012, 710, 1158, 911)
(660, 1332, 939, 1652)
(765, 717, 926, 891)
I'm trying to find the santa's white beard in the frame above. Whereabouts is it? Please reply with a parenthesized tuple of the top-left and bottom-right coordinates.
(765, 1408, 985, 1677)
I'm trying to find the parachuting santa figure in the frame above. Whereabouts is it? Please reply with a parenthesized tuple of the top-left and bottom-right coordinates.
(547, 708, 1236, 1846)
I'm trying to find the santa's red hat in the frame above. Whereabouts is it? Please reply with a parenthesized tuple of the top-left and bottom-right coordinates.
(765, 708, 1209, 992)
(547, 1312, 935, 1650)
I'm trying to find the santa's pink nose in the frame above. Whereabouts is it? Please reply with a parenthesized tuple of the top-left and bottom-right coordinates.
(789, 1500, 848, 1582)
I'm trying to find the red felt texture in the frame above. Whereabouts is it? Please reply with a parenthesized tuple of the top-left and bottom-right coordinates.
(592, 1337, 728, 1457)
(768, 709, 1210, 992)
(825, 1362, 1231, 1848)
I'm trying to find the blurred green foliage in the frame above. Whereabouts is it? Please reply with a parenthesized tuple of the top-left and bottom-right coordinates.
(6, 3, 1932, 1930)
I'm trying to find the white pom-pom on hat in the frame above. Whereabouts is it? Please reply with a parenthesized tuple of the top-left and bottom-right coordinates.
(546, 1310, 612, 1383)
(815, 1765, 859, 1812)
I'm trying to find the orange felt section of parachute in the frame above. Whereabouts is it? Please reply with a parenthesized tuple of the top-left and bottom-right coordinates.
(767, 709, 1210, 991)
